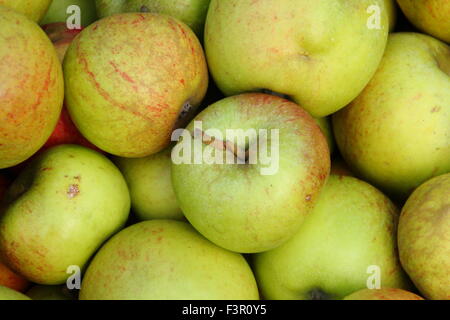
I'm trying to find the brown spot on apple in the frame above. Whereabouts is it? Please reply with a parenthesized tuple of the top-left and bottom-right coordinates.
(67, 184, 79, 198)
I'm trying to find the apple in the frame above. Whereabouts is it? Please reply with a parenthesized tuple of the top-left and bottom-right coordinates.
(0, 0, 51, 22)
(204, 0, 389, 117)
(343, 288, 424, 300)
(95, 0, 211, 37)
(397, 0, 450, 43)
(385, 0, 397, 31)
(64, 13, 208, 157)
(0, 144, 130, 285)
(171, 93, 330, 253)
(40, 0, 98, 28)
(79, 220, 259, 300)
(114, 147, 184, 221)
(315, 117, 335, 155)
(253, 175, 411, 300)
(42, 22, 82, 63)
(0, 6, 64, 169)
(333, 32, 450, 199)
(398, 173, 450, 300)
(26, 285, 75, 300)
(0, 285, 31, 300)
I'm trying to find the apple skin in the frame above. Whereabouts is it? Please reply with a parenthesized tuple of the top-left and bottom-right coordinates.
(64, 13, 208, 157)
(26, 285, 74, 300)
(397, 0, 450, 43)
(398, 173, 450, 300)
(253, 175, 411, 300)
(0, 145, 130, 285)
(0, 285, 31, 300)
(0, 0, 51, 22)
(0, 7, 64, 169)
(172, 93, 330, 253)
(343, 288, 424, 300)
(79, 220, 259, 300)
(114, 147, 184, 221)
(95, 0, 211, 37)
(333, 32, 450, 200)
(315, 117, 335, 155)
(204, 0, 389, 117)
(40, 0, 98, 28)
(385, 0, 397, 31)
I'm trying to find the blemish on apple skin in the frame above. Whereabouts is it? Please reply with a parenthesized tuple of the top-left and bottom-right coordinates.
(67, 184, 79, 198)
(305, 194, 312, 201)
(431, 106, 441, 113)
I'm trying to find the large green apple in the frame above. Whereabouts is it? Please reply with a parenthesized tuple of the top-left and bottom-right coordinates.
(0, 145, 130, 285)
(398, 173, 450, 300)
(95, 0, 211, 37)
(0, 0, 51, 22)
(171, 93, 330, 253)
(40, 0, 98, 27)
(397, 0, 450, 43)
(0, 6, 64, 169)
(79, 220, 259, 300)
(253, 175, 410, 300)
(343, 288, 424, 300)
(64, 13, 208, 157)
(204, 0, 389, 117)
(0, 285, 30, 300)
(113, 147, 184, 221)
(333, 33, 450, 199)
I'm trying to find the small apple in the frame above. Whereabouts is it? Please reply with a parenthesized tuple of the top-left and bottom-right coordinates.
(0, 6, 64, 169)
(397, 0, 450, 43)
(26, 285, 75, 300)
(95, 0, 211, 37)
(114, 147, 184, 221)
(171, 93, 330, 253)
(398, 173, 450, 300)
(253, 175, 410, 300)
(0, 0, 51, 22)
(40, 0, 98, 28)
(333, 32, 450, 199)
(204, 0, 389, 117)
(42, 22, 82, 63)
(0, 285, 30, 300)
(343, 288, 424, 300)
(79, 220, 259, 300)
(0, 144, 130, 285)
(64, 13, 208, 157)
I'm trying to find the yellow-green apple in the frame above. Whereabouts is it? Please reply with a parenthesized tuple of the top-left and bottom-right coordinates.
(40, 0, 98, 27)
(0, 145, 130, 285)
(204, 0, 389, 117)
(79, 220, 259, 300)
(95, 0, 211, 37)
(26, 285, 74, 300)
(344, 288, 424, 300)
(0, 285, 31, 300)
(253, 175, 411, 300)
(171, 93, 330, 253)
(397, 0, 450, 43)
(114, 147, 184, 221)
(333, 32, 450, 199)
(0, 7, 64, 169)
(64, 13, 208, 157)
(0, 0, 51, 22)
(398, 173, 450, 300)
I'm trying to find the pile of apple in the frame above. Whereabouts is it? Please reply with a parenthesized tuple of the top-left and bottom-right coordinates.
(0, 0, 448, 301)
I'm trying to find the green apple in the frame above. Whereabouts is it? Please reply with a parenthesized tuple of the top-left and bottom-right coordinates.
(253, 175, 410, 300)
(171, 93, 330, 253)
(40, 0, 98, 27)
(398, 173, 450, 300)
(343, 288, 424, 300)
(95, 0, 211, 37)
(64, 13, 208, 157)
(0, 285, 31, 300)
(0, 6, 64, 169)
(113, 147, 184, 221)
(397, 0, 450, 43)
(0, 0, 51, 22)
(0, 144, 130, 285)
(333, 33, 450, 199)
(79, 220, 259, 300)
(204, 0, 389, 117)
(26, 285, 74, 300)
